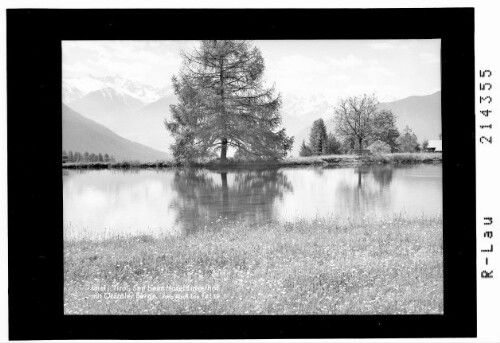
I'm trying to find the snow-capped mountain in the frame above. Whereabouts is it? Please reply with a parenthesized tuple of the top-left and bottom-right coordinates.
(69, 87, 145, 119)
(281, 93, 334, 137)
(63, 74, 170, 104)
(282, 93, 331, 118)
(66, 85, 175, 154)
(63, 83, 84, 103)
(68, 87, 146, 145)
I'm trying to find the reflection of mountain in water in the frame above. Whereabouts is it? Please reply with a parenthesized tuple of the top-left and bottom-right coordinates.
(335, 165, 394, 218)
(171, 169, 293, 235)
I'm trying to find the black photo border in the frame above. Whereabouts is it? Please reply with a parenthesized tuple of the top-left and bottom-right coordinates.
(7, 8, 476, 340)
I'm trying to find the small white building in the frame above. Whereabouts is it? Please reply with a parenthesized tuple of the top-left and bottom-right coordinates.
(427, 140, 442, 152)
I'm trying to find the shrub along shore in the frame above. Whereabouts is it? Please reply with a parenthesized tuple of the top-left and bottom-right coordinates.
(62, 152, 442, 169)
(64, 215, 443, 315)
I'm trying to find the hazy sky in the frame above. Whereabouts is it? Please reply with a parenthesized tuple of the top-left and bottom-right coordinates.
(63, 39, 441, 102)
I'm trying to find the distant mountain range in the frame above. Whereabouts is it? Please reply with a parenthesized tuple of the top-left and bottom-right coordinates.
(63, 74, 440, 159)
(63, 74, 169, 104)
(378, 91, 441, 142)
(69, 87, 144, 124)
(66, 84, 174, 153)
(62, 104, 169, 162)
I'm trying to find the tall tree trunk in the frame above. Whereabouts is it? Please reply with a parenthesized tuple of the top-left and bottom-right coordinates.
(218, 52, 228, 162)
(220, 138, 228, 161)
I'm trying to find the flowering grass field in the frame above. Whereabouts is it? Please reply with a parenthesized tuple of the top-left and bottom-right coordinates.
(64, 215, 443, 315)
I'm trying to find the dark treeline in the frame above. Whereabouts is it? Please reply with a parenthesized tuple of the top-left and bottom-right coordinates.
(62, 150, 116, 163)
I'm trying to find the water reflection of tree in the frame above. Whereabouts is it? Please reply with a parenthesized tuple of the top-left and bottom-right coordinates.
(335, 165, 394, 218)
(170, 168, 293, 235)
(371, 165, 393, 187)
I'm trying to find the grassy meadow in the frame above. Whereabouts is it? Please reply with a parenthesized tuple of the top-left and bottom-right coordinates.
(64, 215, 443, 315)
(281, 152, 442, 166)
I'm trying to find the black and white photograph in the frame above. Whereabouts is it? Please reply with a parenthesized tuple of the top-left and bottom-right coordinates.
(6, 6, 485, 340)
(62, 39, 444, 315)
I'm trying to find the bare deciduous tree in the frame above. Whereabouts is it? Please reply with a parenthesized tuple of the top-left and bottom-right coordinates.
(333, 94, 398, 151)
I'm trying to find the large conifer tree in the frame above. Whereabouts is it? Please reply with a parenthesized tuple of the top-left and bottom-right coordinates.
(309, 118, 328, 155)
(166, 40, 293, 161)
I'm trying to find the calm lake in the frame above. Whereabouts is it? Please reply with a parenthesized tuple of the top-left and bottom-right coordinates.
(63, 164, 442, 240)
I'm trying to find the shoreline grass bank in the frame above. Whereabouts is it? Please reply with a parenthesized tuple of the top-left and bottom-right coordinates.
(62, 152, 442, 170)
(65, 215, 443, 315)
